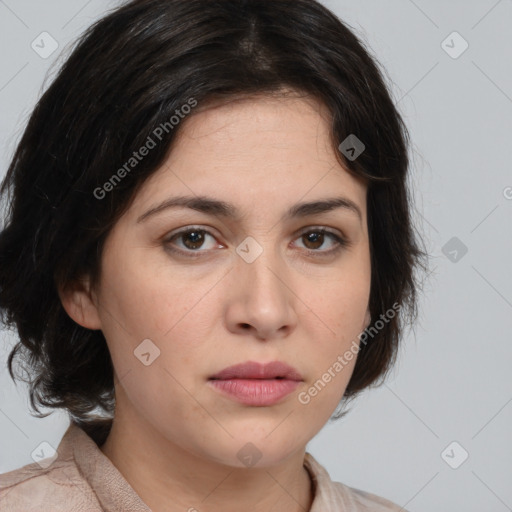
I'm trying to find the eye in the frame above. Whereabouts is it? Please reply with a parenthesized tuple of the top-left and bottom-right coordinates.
(164, 226, 350, 258)
(164, 227, 221, 257)
(293, 228, 349, 255)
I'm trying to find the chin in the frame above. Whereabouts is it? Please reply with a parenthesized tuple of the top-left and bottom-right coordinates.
(209, 431, 305, 469)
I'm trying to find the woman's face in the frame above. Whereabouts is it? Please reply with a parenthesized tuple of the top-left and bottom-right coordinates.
(85, 94, 371, 467)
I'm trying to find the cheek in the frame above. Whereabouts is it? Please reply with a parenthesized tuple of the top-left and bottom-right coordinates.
(110, 357, 213, 441)
(292, 352, 357, 444)
(302, 242, 371, 328)
(97, 259, 221, 386)
(96, 253, 193, 342)
(296, 270, 369, 404)
(308, 272, 370, 339)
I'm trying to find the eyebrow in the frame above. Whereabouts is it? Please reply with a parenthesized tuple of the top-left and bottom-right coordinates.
(137, 195, 363, 224)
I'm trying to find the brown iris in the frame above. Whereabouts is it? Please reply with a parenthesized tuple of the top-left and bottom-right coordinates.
(181, 230, 206, 250)
(302, 231, 325, 250)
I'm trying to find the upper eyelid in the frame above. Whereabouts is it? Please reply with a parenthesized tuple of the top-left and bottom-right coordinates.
(165, 225, 346, 248)
(166, 225, 344, 238)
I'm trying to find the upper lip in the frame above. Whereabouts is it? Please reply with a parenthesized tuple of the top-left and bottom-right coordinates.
(209, 361, 303, 381)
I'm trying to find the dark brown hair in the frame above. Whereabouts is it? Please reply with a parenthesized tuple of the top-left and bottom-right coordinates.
(0, 0, 428, 445)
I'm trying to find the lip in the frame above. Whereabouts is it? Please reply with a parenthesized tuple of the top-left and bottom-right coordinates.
(208, 361, 302, 406)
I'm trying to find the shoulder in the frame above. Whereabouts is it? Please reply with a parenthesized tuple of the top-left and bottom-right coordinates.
(304, 452, 408, 512)
(0, 449, 102, 511)
(332, 480, 408, 511)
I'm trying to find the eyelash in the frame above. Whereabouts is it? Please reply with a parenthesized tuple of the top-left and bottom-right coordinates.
(163, 226, 350, 259)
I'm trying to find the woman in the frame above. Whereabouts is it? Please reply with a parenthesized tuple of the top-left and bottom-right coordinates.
(0, 0, 428, 510)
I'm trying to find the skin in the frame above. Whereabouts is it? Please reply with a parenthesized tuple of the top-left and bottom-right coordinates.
(60, 92, 372, 512)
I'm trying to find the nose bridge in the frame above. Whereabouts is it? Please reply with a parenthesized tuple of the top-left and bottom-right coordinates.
(236, 234, 286, 301)
(228, 233, 296, 337)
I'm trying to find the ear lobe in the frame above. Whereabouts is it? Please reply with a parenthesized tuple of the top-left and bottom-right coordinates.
(58, 276, 102, 330)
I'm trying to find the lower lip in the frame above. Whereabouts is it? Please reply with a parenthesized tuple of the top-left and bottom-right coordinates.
(208, 378, 301, 406)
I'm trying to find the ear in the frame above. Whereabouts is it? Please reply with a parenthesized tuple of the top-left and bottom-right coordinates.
(58, 275, 102, 330)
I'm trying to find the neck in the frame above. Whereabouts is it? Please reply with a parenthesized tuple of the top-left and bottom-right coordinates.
(100, 404, 314, 512)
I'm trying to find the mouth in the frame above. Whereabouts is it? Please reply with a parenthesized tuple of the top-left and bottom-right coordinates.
(209, 360, 303, 381)
(208, 361, 302, 406)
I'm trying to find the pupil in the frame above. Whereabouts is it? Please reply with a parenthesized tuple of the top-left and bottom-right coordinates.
(185, 231, 203, 249)
(305, 232, 323, 249)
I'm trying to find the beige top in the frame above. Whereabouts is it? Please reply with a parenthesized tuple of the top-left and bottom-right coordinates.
(0, 422, 407, 511)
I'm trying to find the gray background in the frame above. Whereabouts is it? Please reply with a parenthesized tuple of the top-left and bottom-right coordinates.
(1, 1, 511, 511)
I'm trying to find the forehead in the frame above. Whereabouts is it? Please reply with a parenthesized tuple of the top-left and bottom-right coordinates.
(127, 94, 368, 224)
(178, 93, 333, 153)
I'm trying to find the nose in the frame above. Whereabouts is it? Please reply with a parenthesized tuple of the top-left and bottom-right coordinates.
(224, 244, 298, 341)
